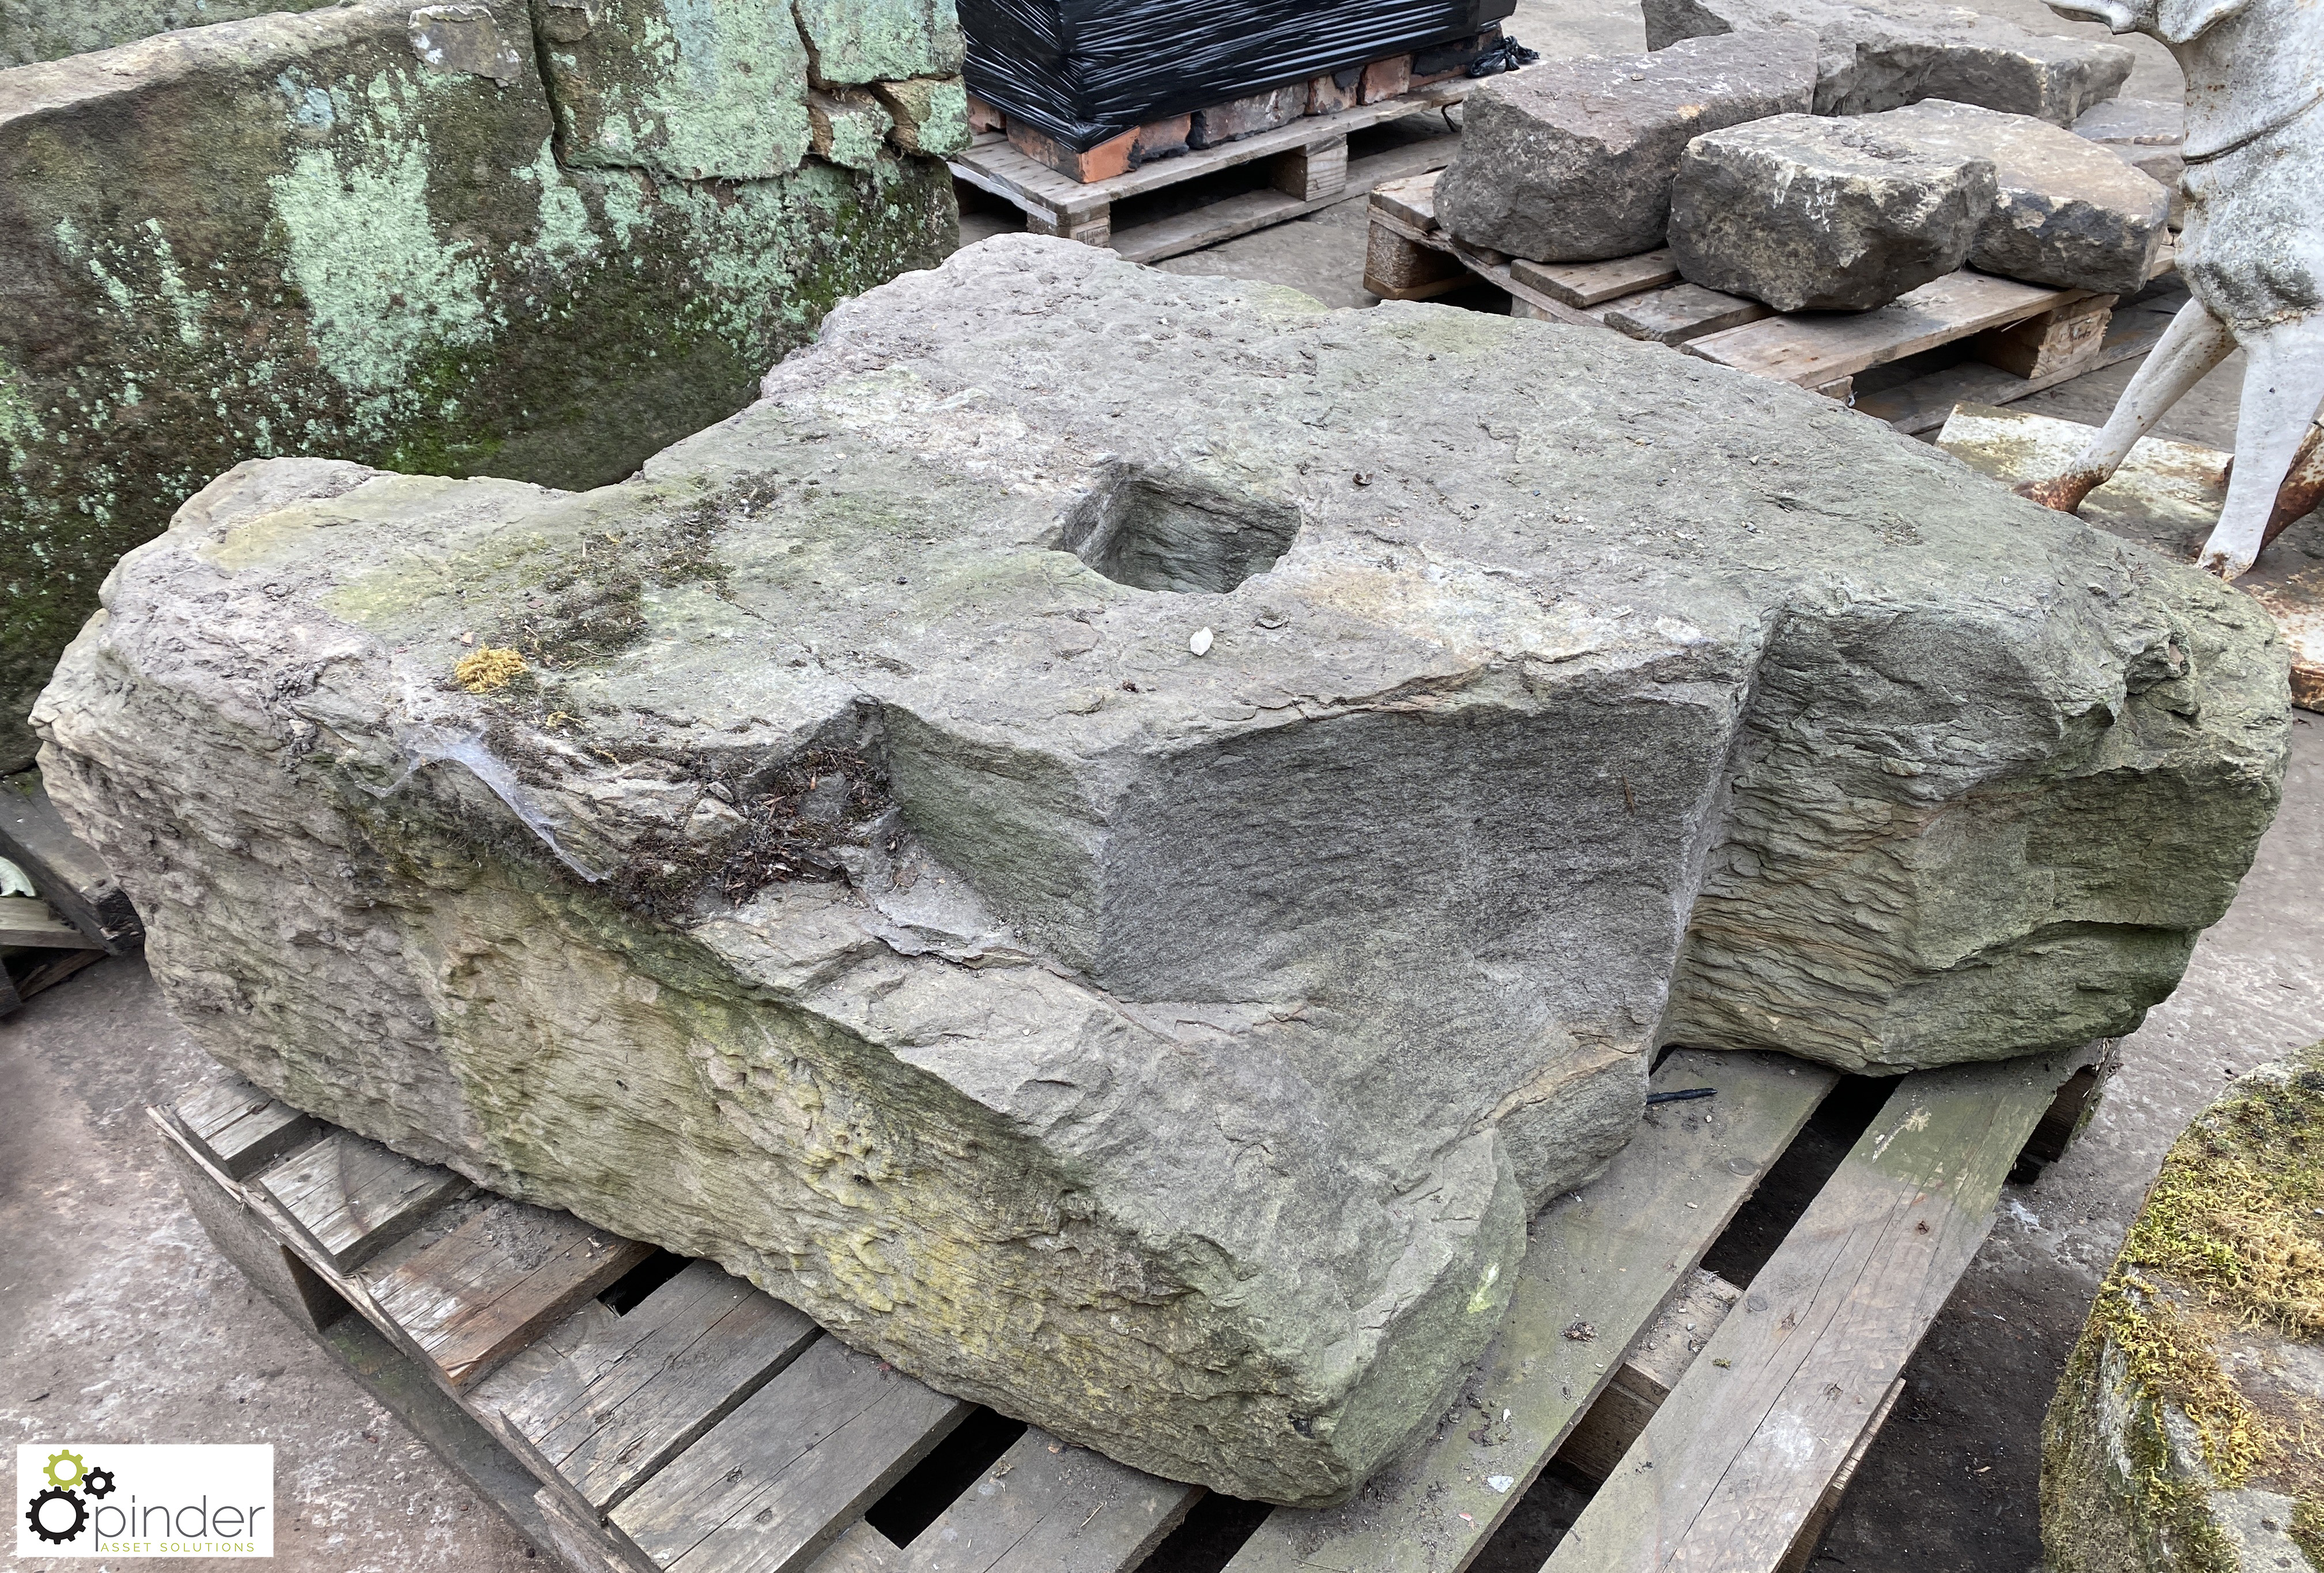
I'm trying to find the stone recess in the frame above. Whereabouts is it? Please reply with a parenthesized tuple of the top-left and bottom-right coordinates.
(1643, 0, 2133, 122)
(0, 0, 966, 772)
(36, 239, 2288, 1503)
(1431, 31, 1815, 263)
(2041, 1044, 2324, 1573)
(1872, 99, 2168, 296)
(1670, 113, 1997, 310)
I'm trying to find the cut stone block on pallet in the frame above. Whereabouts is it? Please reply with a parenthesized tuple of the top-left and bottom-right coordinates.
(1871, 99, 2168, 295)
(1672, 113, 1997, 311)
(1643, 0, 2134, 122)
(1432, 32, 1814, 263)
(2073, 96, 2186, 225)
(36, 235, 2288, 1511)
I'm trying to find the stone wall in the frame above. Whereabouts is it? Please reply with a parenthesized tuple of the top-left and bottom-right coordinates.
(0, 0, 966, 769)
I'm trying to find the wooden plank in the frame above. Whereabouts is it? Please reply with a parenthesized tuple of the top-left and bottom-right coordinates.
(1685, 271, 2080, 387)
(364, 1195, 655, 1389)
(1363, 218, 1466, 301)
(948, 77, 1477, 217)
(1851, 304, 2170, 435)
(1273, 134, 1349, 202)
(259, 1126, 470, 1272)
(154, 1106, 349, 1334)
(1222, 1049, 1836, 1573)
(1557, 1272, 1742, 1483)
(865, 1427, 1198, 1573)
(0, 894, 104, 949)
(477, 1257, 822, 1511)
(176, 1078, 321, 1179)
(1771, 1378, 1903, 1573)
(1972, 292, 2115, 378)
(0, 769, 142, 951)
(1112, 135, 1458, 265)
(1452, 244, 1614, 330)
(1369, 169, 1442, 232)
(1545, 1046, 2095, 1573)
(612, 1334, 972, 1573)
(1511, 251, 1679, 310)
(4, 946, 104, 1005)
(1601, 282, 1772, 347)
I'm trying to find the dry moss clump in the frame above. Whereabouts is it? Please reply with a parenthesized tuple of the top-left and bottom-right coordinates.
(454, 646, 528, 694)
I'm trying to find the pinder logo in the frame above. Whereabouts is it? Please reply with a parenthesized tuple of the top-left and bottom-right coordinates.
(16, 1444, 272, 1559)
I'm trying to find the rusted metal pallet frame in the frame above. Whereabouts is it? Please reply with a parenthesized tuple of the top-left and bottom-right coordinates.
(1363, 175, 2176, 431)
(949, 75, 1492, 263)
(157, 1041, 2101, 1573)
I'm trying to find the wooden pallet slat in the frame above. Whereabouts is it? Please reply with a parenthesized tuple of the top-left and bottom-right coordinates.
(1222, 1048, 1837, 1573)
(1511, 250, 1680, 309)
(1684, 271, 2085, 388)
(365, 1197, 656, 1388)
(1119, 136, 1458, 266)
(1545, 1046, 2094, 1573)
(259, 1126, 471, 1271)
(820, 1428, 1201, 1573)
(478, 1258, 823, 1512)
(614, 1334, 972, 1573)
(173, 1076, 321, 1179)
(0, 769, 142, 951)
(1599, 282, 1772, 348)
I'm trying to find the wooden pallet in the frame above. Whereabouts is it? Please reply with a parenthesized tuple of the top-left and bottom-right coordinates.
(156, 1040, 2101, 1573)
(950, 74, 1497, 264)
(1364, 171, 2176, 431)
(1, 768, 141, 1014)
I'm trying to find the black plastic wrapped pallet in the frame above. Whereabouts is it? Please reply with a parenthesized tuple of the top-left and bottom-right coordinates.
(963, 0, 1518, 150)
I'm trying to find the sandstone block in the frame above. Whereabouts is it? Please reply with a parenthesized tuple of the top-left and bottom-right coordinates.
(1432, 31, 1815, 263)
(538, 0, 810, 179)
(2074, 96, 2186, 222)
(2042, 1044, 2324, 1573)
(36, 237, 2286, 1506)
(809, 88, 895, 170)
(794, 0, 963, 85)
(1643, 0, 2134, 122)
(1873, 98, 2168, 295)
(869, 77, 969, 157)
(1671, 112, 1997, 310)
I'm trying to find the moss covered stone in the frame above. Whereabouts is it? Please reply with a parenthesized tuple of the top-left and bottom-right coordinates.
(0, 0, 959, 769)
(0, 0, 340, 67)
(2042, 1043, 2324, 1572)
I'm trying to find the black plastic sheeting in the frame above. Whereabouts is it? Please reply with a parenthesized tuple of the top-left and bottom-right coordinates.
(963, 0, 1518, 151)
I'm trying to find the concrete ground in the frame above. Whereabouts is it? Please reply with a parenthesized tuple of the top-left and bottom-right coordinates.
(5, 7, 2310, 1572)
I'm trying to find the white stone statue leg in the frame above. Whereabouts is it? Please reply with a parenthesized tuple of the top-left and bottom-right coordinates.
(2197, 316, 2324, 576)
(2013, 296, 2236, 514)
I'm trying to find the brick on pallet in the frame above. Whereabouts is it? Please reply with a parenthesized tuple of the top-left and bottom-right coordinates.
(1006, 120, 1137, 182)
(1190, 83, 1306, 149)
(1361, 54, 1413, 103)
(1308, 65, 1363, 115)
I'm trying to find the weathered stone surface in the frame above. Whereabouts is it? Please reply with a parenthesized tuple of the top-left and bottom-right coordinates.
(1, 0, 964, 771)
(871, 76, 972, 157)
(2041, 1044, 2324, 1573)
(1872, 99, 2168, 295)
(795, 0, 963, 86)
(36, 237, 2287, 1503)
(536, 0, 811, 180)
(809, 88, 895, 171)
(1431, 32, 1815, 264)
(2074, 96, 2185, 221)
(1670, 113, 1998, 310)
(0, 0, 338, 67)
(1643, 0, 2134, 122)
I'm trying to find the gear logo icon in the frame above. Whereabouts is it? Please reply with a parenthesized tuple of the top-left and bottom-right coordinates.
(42, 1448, 88, 1491)
(24, 1484, 86, 1546)
(82, 1465, 116, 1500)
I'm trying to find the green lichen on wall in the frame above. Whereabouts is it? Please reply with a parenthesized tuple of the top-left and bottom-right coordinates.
(0, 0, 340, 67)
(540, 0, 812, 179)
(0, 0, 957, 769)
(794, 0, 963, 84)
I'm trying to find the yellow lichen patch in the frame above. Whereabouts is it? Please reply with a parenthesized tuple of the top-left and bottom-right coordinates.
(454, 646, 527, 693)
(2089, 1053, 2324, 1488)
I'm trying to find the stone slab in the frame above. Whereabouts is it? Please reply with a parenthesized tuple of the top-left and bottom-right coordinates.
(34, 235, 2289, 1507)
(1643, 0, 2134, 122)
(1432, 31, 1815, 263)
(1872, 98, 2168, 295)
(1671, 112, 1997, 310)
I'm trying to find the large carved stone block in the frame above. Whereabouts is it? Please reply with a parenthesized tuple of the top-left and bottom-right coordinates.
(1643, 0, 2133, 122)
(35, 237, 2286, 1505)
(1431, 31, 1816, 263)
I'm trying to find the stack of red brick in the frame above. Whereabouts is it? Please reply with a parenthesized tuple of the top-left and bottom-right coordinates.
(978, 26, 1507, 182)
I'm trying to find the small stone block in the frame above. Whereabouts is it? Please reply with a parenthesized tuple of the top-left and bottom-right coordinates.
(1360, 54, 1413, 103)
(870, 77, 971, 157)
(809, 88, 895, 171)
(1007, 122, 1137, 183)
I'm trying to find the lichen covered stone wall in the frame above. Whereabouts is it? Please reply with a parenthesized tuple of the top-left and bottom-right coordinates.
(0, 0, 341, 68)
(0, 0, 964, 769)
